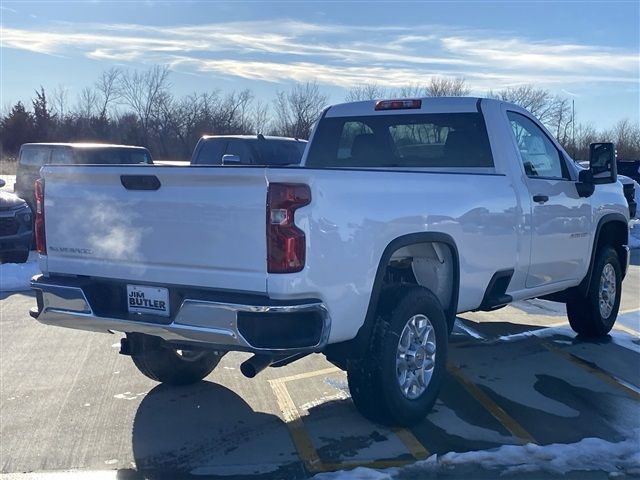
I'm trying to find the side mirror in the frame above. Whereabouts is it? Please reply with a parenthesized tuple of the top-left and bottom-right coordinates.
(0, 179, 5, 188)
(221, 154, 241, 165)
(589, 142, 617, 184)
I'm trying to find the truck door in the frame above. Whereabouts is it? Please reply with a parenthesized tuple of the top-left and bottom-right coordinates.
(506, 111, 591, 288)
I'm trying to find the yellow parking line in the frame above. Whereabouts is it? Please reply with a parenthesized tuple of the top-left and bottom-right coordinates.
(393, 427, 430, 460)
(448, 364, 537, 445)
(272, 366, 341, 384)
(541, 342, 640, 400)
(615, 323, 640, 336)
(618, 307, 640, 315)
(269, 367, 430, 473)
(269, 377, 322, 472)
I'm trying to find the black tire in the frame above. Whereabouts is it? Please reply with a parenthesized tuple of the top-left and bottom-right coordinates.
(131, 336, 222, 385)
(1, 251, 29, 264)
(347, 286, 448, 426)
(567, 246, 622, 337)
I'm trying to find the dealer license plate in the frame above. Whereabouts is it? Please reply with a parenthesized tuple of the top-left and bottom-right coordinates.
(126, 285, 170, 317)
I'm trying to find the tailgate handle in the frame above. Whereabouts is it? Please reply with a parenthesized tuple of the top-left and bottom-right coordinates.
(120, 175, 161, 191)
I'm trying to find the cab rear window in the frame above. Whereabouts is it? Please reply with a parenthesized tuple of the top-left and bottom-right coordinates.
(306, 113, 493, 168)
(76, 149, 152, 165)
(19, 147, 50, 166)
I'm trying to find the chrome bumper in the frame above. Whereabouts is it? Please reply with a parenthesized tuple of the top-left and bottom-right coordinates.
(30, 275, 330, 354)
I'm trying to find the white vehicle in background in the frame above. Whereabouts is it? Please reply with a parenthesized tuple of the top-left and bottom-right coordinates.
(30, 97, 630, 426)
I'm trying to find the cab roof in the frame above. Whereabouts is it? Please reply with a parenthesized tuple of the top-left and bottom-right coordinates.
(21, 142, 148, 150)
(325, 97, 505, 117)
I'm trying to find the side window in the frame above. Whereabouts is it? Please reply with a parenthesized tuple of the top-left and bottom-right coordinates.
(225, 140, 254, 164)
(507, 112, 567, 179)
(19, 147, 50, 167)
(338, 122, 373, 160)
(50, 148, 74, 164)
(195, 140, 226, 165)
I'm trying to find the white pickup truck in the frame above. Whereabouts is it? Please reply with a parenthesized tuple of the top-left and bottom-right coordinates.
(30, 97, 630, 426)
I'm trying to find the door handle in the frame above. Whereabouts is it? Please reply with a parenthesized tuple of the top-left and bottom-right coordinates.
(533, 194, 549, 203)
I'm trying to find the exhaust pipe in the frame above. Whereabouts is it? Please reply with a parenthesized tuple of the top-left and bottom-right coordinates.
(240, 353, 309, 378)
(240, 355, 276, 378)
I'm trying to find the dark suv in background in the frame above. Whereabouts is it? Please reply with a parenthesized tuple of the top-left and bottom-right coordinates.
(0, 179, 32, 263)
(190, 135, 307, 166)
(15, 143, 153, 211)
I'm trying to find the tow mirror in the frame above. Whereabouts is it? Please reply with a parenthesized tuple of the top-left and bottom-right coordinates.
(221, 154, 241, 165)
(589, 142, 617, 184)
(576, 142, 617, 198)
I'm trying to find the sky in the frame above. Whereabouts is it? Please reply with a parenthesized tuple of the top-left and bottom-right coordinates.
(1, 0, 639, 129)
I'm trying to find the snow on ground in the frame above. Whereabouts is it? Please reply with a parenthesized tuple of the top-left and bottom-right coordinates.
(0, 259, 40, 292)
(314, 431, 640, 479)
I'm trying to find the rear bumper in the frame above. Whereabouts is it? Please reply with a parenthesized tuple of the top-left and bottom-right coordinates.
(30, 275, 331, 354)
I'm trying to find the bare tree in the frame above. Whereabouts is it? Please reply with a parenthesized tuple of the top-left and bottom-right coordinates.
(345, 83, 387, 102)
(609, 119, 640, 159)
(425, 77, 470, 97)
(119, 65, 171, 141)
(51, 85, 70, 119)
(397, 83, 424, 98)
(488, 85, 558, 124)
(272, 82, 328, 139)
(252, 100, 270, 134)
(95, 67, 122, 120)
(488, 85, 575, 150)
(76, 87, 99, 118)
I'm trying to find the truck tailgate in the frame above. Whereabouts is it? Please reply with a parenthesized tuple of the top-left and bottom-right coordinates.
(41, 165, 268, 293)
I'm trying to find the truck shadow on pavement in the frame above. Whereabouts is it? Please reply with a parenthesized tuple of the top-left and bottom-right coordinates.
(115, 320, 640, 480)
(121, 381, 308, 480)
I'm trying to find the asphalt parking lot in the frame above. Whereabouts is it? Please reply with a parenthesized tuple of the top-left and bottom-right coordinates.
(1, 261, 639, 479)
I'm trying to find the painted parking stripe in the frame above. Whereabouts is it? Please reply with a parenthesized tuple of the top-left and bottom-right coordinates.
(269, 368, 429, 473)
(615, 309, 640, 336)
(269, 377, 322, 471)
(447, 364, 537, 445)
(541, 341, 640, 400)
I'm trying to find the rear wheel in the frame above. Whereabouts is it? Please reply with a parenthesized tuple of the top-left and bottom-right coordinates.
(567, 246, 622, 337)
(347, 286, 448, 426)
(131, 336, 222, 385)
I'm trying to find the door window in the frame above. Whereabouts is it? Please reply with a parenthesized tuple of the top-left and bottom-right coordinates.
(507, 112, 567, 179)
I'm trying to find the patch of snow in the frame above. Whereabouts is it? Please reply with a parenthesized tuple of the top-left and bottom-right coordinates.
(0, 260, 40, 291)
(314, 431, 640, 479)
(427, 400, 519, 445)
(452, 319, 486, 340)
(315, 467, 395, 480)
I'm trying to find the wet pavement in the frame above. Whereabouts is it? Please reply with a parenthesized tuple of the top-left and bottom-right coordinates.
(1, 265, 638, 479)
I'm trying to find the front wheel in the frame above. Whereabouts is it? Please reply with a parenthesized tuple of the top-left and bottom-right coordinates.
(131, 335, 223, 385)
(347, 286, 448, 426)
(567, 246, 622, 337)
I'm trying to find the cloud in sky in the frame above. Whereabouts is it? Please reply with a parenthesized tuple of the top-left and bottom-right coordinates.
(2, 19, 638, 91)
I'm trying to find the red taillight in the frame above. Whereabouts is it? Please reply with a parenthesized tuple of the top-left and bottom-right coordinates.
(375, 99, 422, 110)
(267, 183, 311, 273)
(34, 179, 46, 254)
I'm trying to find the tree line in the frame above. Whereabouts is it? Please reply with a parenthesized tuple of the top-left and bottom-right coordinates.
(1, 67, 638, 161)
